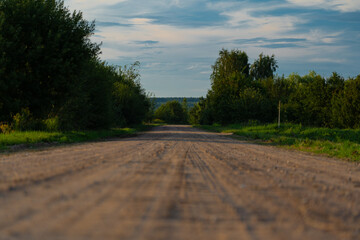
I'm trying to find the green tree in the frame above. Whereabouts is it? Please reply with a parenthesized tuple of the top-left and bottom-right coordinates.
(112, 62, 151, 126)
(0, 0, 99, 124)
(189, 97, 213, 125)
(181, 98, 189, 123)
(207, 49, 253, 124)
(331, 75, 360, 128)
(189, 103, 200, 125)
(211, 49, 250, 86)
(250, 53, 278, 80)
(154, 100, 186, 124)
(63, 60, 114, 129)
(327, 72, 345, 95)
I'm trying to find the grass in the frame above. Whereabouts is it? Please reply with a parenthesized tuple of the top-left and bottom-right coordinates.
(0, 124, 155, 151)
(198, 123, 360, 162)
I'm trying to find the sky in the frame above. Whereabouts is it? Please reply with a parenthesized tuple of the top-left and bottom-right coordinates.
(63, 0, 360, 97)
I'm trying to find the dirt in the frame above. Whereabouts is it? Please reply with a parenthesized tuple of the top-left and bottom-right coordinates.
(0, 125, 359, 240)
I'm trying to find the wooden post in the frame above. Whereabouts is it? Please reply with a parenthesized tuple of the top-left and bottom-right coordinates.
(278, 100, 281, 128)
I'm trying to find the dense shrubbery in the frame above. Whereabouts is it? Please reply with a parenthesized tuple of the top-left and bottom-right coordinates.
(0, 0, 151, 132)
(190, 49, 360, 129)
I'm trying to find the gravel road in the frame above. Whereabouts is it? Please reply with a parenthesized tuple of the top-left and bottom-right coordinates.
(0, 125, 359, 240)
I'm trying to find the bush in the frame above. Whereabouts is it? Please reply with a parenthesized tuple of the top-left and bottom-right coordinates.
(43, 117, 59, 132)
(0, 122, 12, 134)
(12, 108, 43, 131)
(153, 119, 165, 124)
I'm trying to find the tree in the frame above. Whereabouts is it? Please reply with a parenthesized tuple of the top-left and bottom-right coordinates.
(189, 97, 213, 125)
(112, 62, 151, 126)
(327, 72, 345, 95)
(181, 98, 189, 123)
(154, 100, 187, 124)
(211, 49, 249, 86)
(250, 53, 278, 80)
(331, 75, 360, 128)
(0, 0, 100, 124)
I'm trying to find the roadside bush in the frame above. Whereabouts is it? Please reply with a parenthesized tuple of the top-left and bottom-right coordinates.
(43, 117, 59, 132)
(153, 119, 165, 124)
(12, 108, 43, 131)
(0, 122, 12, 134)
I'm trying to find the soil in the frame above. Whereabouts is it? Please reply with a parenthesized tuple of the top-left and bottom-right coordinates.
(0, 125, 359, 240)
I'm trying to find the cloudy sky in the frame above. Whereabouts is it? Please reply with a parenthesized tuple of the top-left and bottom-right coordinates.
(63, 0, 360, 97)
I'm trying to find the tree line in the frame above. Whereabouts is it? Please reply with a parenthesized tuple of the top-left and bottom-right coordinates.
(153, 97, 199, 109)
(0, 0, 152, 132)
(188, 49, 360, 129)
(2, 1, 358, 130)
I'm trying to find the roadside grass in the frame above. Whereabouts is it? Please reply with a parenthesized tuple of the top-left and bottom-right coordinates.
(0, 124, 156, 151)
(198, 123, 360, 162)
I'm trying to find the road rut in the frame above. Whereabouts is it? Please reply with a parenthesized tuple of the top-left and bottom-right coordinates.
(0, 125, 359, 240)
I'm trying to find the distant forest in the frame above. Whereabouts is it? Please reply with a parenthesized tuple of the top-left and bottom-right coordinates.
(154, 98, 199, 109)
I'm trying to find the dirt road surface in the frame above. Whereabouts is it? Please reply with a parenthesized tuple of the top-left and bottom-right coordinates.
(0, 125, 359, 240)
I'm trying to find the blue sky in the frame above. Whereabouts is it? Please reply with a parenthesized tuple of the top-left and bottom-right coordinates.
(64, 0, 360, 97)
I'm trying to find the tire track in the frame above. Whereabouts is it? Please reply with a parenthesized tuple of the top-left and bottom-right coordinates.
(0, 125, 359, 240)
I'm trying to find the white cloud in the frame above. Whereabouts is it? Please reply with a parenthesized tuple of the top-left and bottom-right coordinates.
(287, 0, 360, 12)
(144, 62, 161, 68)
(309, 58, 346, 63)
(129, 18, 153, 25)
(91, 2, 348, 77)
(63, 0, 357, 96)
(186, 65, 197, 70)
(222, 9, 303, 34)
(305, 29, 342, 44)
(200, 71, 212, 75)
(64, 0, 127, 9)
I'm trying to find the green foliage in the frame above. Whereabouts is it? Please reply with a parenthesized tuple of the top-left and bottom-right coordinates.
(0, 126, 154, 150)
(154, 100, 187, 124)
(331, 75, 360, 128)
(283, 71, 328, 126)
(0, 1, 151, 131)
(145, 93, 156, 123)
(12, 108, 41, 131)
(0, 122, 12, 134)
(57, 60, 116, 130)
(43, 117, 59, 132)
(236, 87, 273, 122)
(189, 97, 213, 125)
(111, 62, 151, 126)
(153, 119, 166, 124)
(211, 49, 249, 85)
(190, 48, 359, 129)
(191, 49, 275, 125)
(154, 97, 199, 109)
(181, 98, 189, 123)
(250, 53, 278, 80)
(0, 0, 99, 123)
